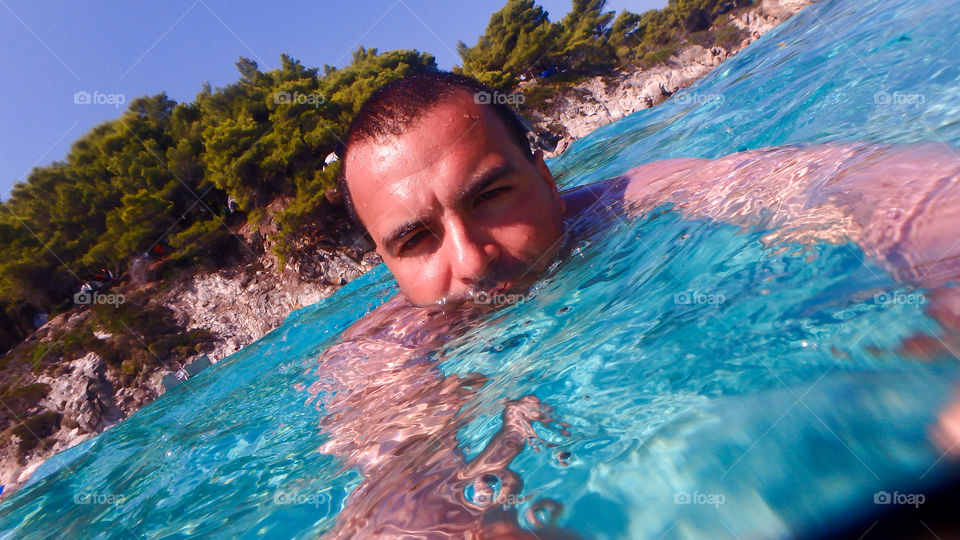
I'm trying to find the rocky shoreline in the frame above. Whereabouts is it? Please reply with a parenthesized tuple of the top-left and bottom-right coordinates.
(0, 0, 813, 497)
(526, 0, 813, 155)
(0, 208, 382, 494)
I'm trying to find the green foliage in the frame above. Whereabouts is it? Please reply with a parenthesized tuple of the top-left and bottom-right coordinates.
(609, 10, 645, 61)
(0, 47, 435, 341)
(0, 383, 51, 431)
(166, 217, 240, 270)
(457, 0, 559, 89)
(715, 22, 748, 50)
(3, 327, 120, 374)
(553, 0, 616, 70)
(11, 411, 61, 456)
(460, 0, 749, 78)
(643, 47, 677, 65)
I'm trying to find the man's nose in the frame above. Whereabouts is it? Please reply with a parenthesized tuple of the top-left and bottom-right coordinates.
(446, 219, 499, 285)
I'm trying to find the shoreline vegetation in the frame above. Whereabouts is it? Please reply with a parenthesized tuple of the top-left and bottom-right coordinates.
(0, 0, 810, 495)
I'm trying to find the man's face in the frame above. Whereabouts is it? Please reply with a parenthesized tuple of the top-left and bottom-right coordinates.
(345, 92, 567, 306)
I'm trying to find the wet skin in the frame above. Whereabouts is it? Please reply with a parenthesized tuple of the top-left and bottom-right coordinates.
(315, 90, 960, 537)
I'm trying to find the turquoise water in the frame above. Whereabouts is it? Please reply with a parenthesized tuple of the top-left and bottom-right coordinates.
(5, 0, 960, 537)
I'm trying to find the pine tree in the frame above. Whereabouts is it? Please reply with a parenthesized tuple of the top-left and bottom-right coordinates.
(554, 0, 616, 70)
(457, 0, 559, 89)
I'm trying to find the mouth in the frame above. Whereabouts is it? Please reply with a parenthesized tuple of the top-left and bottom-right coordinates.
(443, 277, 527, 308)
(491, 280, 512, 295)
(452, 280, 514, 307)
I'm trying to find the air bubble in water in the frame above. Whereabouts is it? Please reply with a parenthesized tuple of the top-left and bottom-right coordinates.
(572, 240, 591, 257)
(524, 498, 563, 527)
(464, 473, 502, 508)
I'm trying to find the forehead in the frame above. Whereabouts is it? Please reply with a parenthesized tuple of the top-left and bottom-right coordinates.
(345, 95, 519, 234)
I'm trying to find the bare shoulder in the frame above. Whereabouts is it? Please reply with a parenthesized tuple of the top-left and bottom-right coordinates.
(558, 157, 708, 218)
(619, 157, 711, 205)
(610, 144, 873, 212)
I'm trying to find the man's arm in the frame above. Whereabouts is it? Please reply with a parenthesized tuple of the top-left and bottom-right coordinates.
(616, 142, 960, 287)
(614, 143, 960, 479)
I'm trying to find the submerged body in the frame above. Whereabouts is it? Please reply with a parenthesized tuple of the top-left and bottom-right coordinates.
(314, 139, 960, 538)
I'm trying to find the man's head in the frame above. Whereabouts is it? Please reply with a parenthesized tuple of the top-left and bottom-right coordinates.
(340, 71, 566, 306)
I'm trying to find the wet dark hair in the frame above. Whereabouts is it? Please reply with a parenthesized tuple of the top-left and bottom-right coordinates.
(337, 70, 535, 235)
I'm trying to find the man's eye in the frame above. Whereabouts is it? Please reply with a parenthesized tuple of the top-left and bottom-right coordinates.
(477, 187, 511, 203)
(401, 230, 428, 252)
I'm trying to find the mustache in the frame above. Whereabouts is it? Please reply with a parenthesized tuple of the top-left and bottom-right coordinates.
(438, 269, 524, 306)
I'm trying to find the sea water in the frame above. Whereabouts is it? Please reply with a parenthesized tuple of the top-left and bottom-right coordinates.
(4, 0, 960, 537)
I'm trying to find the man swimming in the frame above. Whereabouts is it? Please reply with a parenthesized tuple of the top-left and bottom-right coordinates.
(310, 71, 960, 538)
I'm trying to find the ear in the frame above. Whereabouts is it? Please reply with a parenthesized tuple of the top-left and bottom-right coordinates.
(532, 149, 554, 187)
(532, 149, 565, 214)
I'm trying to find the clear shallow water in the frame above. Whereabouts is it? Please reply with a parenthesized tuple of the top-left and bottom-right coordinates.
(5, 0, 960, 538)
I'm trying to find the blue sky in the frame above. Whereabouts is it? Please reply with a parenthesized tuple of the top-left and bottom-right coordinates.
(0, 0, 665, 200)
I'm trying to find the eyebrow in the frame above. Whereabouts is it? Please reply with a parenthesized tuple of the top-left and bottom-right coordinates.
(380, 164, 516, 252)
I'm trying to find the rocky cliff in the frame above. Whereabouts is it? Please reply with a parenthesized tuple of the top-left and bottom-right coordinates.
(0, 205, 380, 494)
